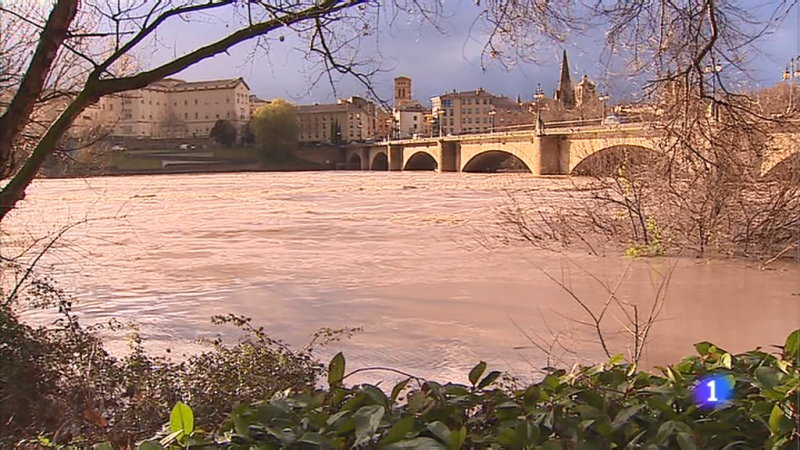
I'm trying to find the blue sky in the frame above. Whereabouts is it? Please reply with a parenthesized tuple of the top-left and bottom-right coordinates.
(144, 1, 800, 106)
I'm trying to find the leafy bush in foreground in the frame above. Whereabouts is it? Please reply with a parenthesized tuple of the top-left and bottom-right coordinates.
(1, 283, 331, 449)
(137, 331, 800, 450)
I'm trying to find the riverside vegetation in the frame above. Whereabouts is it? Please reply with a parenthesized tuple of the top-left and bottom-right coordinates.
(3, 282, 799, 449)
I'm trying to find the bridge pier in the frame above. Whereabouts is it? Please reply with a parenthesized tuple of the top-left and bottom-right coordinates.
(438, 140, 460, 172)
(388, 144, 403, 171)
(360, 148, 370, 170)
(533, 136, 567, 175)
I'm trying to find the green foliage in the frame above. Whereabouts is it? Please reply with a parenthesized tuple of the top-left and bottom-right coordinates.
(1, 277, 325, 448)
(251, 99, 299, 162)
(329, 120, 343, 145)
(138, 332, 800, 449)
(209, 119, 238, 147)
(626, 216, 671, 257)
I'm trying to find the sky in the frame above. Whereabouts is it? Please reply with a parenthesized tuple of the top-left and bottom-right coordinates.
(141, 1, 800, 107)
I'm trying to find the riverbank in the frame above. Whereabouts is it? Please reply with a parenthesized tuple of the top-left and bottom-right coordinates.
(41, 160, 336, 180)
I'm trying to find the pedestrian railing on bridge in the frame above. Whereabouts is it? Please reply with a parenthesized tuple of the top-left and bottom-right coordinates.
(377, 116, 651, 145)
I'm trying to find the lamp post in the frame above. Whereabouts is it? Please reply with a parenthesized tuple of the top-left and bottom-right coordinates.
(782, 57, 800, 112)
(533, 84, 545, 134)
(385, 118, 392, 141)
(704, 62, 723, 120)
(599, 93, 610, 122)
(488, 109, 496, 133)
(437, 109, 445, 137)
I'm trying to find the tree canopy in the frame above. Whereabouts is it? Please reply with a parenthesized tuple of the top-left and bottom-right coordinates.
(250, 100, 299, 162)
(210, 119, 238, 148)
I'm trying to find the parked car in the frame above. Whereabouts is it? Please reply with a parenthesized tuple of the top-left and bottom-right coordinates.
(178, 143, 190, 150)
(603, 115, 621, 125)
(110, 145, 126, 151)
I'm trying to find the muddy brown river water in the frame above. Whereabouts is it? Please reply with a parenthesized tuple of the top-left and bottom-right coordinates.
(5, 172, 800, 384)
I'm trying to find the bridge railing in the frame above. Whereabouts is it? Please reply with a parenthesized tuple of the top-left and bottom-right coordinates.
(374, 116, 652, 145)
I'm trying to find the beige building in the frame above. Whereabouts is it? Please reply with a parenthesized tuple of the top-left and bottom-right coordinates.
(296, 96, 377, 143)
(431, 88, 530, 136)
(394, 76, 413, 108)
(249, 94, 270, 118)
(430, 52, 604, 135)
(94, 77, 251, 140)
(391, 76, 431, 139)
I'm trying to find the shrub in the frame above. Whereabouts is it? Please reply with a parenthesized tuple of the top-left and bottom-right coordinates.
(137, 330, 799, 449)
(1, 280, 331, 448)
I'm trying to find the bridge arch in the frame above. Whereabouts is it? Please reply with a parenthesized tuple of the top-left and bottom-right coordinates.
(462, 150, 533, 173)
(404, 151, 438, 171)
(571, 144, 662, 177)
(370, 151, 388, 170)
(346, 153, 362, 170)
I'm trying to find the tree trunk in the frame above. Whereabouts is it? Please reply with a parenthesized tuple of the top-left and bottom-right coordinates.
(0, 90, 95, 221)
(0, 0, 80, 178)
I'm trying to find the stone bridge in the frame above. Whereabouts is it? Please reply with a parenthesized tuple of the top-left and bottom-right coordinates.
(345, 123, 800, 177)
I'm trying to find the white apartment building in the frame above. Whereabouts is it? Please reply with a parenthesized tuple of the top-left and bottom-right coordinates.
(94, 77, 251, 140)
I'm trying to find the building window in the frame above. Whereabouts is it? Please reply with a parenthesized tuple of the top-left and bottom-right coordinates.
(149, 114, 152, 119)
(174, 102, 177, 106)
(149, 100, 152, 105)
(185, 100, 188, 105)
(226, 112, 230, 118)
(195, 99, 198, 105)
(413, 116, 418, 121)
(195, 112, 198, 119)
(205, 115, 208, 119)
(184, 113, 188, 119)
(215, 114, 219, 119)
(227, 98, 230, 104)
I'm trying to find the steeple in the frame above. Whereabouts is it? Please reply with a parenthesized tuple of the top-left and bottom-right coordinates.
(555, 50, 575, 108)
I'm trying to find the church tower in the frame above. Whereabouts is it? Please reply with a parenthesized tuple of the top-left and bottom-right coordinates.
(394, 76, 412, 107)
(554, 50, 575, 109)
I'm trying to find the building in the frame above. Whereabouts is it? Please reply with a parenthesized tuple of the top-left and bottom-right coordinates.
(376, 107, 392, 140)
(548, 51, 603, 121)
(431, 88, 530, 136)
(394, 76, 413, 108)
(91, 78, 250, 141)
(295, 96, 377, 143)
(428, 51, 606, 136)
(391, 76, 431, 138)
(249, 95, 270, 118)
(554, 50, 575, 109)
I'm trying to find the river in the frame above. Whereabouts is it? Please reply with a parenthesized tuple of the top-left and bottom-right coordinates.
(5, 172, 800, 384)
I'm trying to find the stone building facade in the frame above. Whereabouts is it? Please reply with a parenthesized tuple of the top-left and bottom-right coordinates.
(429, 50, 605, 135)
(92, 78, 251, 140)
(295, 96, 377, 143)
(430, 88, 529, 136)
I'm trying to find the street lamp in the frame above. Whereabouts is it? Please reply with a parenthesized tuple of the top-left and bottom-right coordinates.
(385, 118, 392, 141)
(437, 109, 445, 137)
(782, 56, 800, 112)
(488, 109, 497, 133)
(599, 93, 610, 122)
(533, 84, 545, 134)
(704, 62, 723, 120)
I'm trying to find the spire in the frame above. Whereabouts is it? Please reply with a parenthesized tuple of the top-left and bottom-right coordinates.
(555, 50, 575, 108)
(516, 93, 522, 104)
